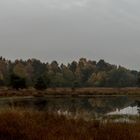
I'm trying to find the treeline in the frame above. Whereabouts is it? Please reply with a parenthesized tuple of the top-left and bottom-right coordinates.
(0, 57, 139, 89)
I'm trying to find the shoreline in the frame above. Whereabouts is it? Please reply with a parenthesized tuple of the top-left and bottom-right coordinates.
(0, 87, 140, 97)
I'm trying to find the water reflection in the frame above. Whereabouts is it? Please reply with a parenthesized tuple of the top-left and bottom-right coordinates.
(0, 96, 140, 119)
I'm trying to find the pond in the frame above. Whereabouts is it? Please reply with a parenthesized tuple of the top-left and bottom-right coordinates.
(0, 95, 140, 120)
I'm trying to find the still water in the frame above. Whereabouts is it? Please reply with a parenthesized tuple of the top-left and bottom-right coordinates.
(0, 96, 140, 119)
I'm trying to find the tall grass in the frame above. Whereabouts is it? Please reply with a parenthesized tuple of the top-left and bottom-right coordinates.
(0, 108, 140, 140)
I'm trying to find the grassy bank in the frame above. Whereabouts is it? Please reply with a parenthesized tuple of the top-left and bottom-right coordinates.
(0, 87, 140, 97)
(0, 109, 140, 140)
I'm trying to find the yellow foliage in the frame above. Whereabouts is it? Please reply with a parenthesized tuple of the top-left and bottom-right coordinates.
(13, 63, 27, 78)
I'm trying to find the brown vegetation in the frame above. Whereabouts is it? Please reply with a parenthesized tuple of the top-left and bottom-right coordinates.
(0, 87, 140, 97)
(0, 109, 140, 140)
(47, 87, 140, 96)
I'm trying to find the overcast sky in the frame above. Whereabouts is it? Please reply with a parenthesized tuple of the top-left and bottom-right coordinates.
(0, 0, 140, 70)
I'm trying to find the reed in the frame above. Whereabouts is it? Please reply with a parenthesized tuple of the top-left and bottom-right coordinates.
(0, 108, 139, 140)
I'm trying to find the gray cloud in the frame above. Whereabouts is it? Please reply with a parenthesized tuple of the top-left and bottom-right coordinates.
(0, 0, 140, 70)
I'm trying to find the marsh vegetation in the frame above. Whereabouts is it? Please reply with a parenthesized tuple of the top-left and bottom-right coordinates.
(0, 108, 139, 140)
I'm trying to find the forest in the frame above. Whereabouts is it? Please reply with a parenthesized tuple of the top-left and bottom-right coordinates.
(0, 57, 139, 89)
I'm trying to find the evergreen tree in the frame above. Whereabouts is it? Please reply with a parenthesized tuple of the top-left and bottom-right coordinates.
(10, 73, 26, 90)
(34, 76, 47, 90)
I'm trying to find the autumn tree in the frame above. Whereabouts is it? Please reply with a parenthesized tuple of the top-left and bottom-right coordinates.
(0, 57, 137, 88)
